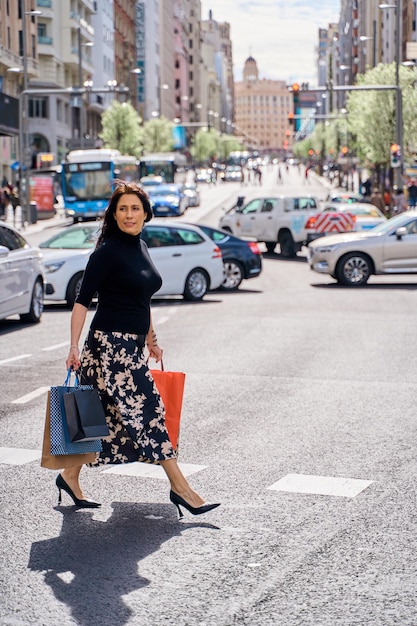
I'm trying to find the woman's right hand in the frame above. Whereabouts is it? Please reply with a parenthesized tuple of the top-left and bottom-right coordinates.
(66, 346, 81, 371)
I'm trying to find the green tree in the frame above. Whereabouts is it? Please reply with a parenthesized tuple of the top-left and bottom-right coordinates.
(347, 63, 417, 166)
(99, 100, 143, 157)
(142, 117, 175, 153)
(191, 128, 220, 164)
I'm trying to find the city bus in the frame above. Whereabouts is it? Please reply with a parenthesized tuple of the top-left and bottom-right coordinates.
(61, 149, 139, 221)
(138, 152, 187, 185)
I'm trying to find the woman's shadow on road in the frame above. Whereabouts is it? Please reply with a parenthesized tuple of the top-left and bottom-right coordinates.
(28, 501, 218, 626)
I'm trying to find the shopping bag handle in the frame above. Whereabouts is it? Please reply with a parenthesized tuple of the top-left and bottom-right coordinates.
(147, 358, 165, 371)
(64, 367, 80, 387)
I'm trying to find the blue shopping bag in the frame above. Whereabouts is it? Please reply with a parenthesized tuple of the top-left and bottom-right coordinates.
(49, 369, 103, 455)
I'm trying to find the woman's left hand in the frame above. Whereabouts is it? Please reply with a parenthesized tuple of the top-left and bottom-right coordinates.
(148, 343, 163, 363)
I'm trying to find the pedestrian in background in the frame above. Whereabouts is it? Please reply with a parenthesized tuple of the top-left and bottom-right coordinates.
(392, 186, 407, 214)
(383, 188, 393, 216)
(370, 188, 386, 215)
(58, 181, 220, 519)
(407, 180, 417, 209)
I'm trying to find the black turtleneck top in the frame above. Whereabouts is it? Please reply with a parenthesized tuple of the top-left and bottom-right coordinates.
(76, 229, 162, 335)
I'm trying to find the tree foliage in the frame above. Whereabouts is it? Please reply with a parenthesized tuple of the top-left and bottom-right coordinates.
(142, 117, 175, 153)
(293, 63, 417, 168)
(347, 63, 417, 165)
(99, 101, 143, 157)
(191, 128, 243, 164)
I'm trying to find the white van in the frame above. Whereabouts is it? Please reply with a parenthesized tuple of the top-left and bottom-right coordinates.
(219, 196, 319, 257)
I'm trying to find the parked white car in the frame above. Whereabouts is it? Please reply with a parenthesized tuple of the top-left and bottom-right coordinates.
(0, 221, 44, 323)
(40, 221, 224, 306)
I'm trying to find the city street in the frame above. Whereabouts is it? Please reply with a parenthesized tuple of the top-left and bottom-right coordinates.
(1, 166, 417, 625)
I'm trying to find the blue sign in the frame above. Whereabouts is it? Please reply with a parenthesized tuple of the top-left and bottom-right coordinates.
(172, 126, 186, 150)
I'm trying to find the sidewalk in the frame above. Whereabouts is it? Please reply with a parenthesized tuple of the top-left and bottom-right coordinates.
(3, 204, 70, 235)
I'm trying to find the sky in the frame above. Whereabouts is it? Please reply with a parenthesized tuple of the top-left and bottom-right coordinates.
(200, 0, 341, 86)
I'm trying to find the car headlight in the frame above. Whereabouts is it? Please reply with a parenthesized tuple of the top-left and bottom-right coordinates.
(315, 244, 341, 254)
(44, 261, 65, 273)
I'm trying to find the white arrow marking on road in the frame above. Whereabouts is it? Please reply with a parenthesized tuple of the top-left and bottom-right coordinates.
(12, 386, 50, 404)
(0, 354, 32, 365)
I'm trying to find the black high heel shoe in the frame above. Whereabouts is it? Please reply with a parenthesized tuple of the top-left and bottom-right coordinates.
(169, 490, 220, 520)
(56, 474, 101, 508)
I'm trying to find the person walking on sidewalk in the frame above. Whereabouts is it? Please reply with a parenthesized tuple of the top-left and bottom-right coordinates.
(58, 181, 220, 519)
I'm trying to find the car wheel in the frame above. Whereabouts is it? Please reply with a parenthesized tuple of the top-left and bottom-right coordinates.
(279, 231, 296, 257)
(265, 242, 276, 253)
(336, 253, 371, 286)
(20, 279, 43, 324)
(221, 260, 243, 291)
(66, 272, 84, 307)
(183, 268, 209, 301)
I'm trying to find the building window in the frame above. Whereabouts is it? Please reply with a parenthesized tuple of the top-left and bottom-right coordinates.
(29, 96, 48, 119)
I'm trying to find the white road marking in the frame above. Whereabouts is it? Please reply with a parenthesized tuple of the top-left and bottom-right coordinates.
(101, 461, 207, 479)
(0, 354, 32, 365)
(12, 386, 50, 404)
(155, 314, 173, 325)
(42, 342, 69, 351)
(268, 473, 373, 498)
(0, 447, 41, 465)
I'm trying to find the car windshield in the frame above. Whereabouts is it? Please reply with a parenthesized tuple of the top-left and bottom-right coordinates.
(368, 213, 415, 236)
(150, 186, 179, 197)
(40, 226, 99, 249)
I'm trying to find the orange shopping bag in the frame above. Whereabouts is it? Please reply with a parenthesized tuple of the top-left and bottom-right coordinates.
(150, 361, 185, 452)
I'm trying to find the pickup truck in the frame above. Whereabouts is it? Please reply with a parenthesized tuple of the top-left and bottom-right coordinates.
(219, 195, 319, 257)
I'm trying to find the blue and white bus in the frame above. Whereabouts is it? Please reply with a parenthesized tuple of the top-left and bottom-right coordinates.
(61, 149, 139, 221)
(139, 152, 187, 185)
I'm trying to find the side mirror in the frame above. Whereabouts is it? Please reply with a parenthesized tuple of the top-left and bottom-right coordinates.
(396, 226, 407, 240)
(0, 245, 9, 257)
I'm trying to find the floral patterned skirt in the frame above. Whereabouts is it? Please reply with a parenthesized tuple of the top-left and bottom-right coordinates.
(80, 329, 177, 466)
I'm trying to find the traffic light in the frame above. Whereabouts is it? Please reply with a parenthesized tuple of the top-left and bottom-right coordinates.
(291, 83, 300, 105)
(390, 143, 401, 168)
(288, 112, 294, 126)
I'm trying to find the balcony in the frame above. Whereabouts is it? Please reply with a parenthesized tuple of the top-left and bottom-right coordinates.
(38, 36, 53, 45)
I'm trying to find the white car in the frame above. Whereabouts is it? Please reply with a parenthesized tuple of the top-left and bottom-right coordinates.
(182, 183, 200, 207)
(40, 221, 224, 306)
(308, 210, 417, 286)
(0, 221, 45, 323)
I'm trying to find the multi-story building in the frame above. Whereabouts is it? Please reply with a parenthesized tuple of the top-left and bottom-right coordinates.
(234, 56, 292, 154)
(114, 0, 136, 109)
(200, 10, 234, 133)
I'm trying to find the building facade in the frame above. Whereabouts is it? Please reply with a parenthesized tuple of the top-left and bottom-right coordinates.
(234, 56, 292, 154)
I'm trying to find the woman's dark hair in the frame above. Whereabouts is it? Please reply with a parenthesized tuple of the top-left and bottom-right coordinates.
(96, 180, 153, 247)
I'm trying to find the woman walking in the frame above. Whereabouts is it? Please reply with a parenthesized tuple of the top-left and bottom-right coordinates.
(58, 181, 220, 519)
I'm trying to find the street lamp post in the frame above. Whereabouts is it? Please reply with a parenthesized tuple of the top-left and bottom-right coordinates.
(379, 1, 403, 185)
(20, 8, 42, 220)
(157, 83, 168, 118)
(77, 28, 93, 149)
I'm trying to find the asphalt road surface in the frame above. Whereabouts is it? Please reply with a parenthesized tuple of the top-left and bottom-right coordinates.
(1, 165, 416, 625)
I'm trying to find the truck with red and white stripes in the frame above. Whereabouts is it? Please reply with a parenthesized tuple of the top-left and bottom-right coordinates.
(305, 202, 387, 244)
